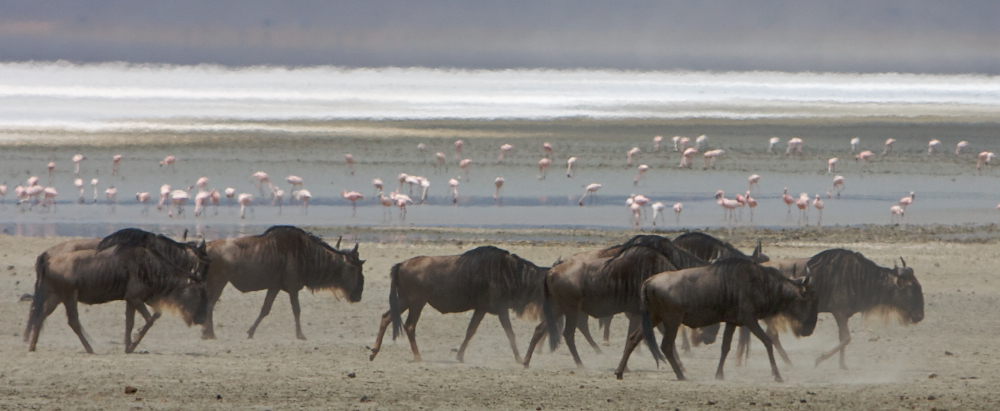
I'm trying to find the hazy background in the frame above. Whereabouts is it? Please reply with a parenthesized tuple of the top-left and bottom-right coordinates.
(2, 0, 998, 73)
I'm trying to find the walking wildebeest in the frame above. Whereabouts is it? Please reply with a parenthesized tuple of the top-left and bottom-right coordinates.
(201, 225, 365, 340)
(672, 232, 769, 263)
(614, 257, 818, 382)
(522, 235, 719, 369)
(23, 237, 103, 341)
(733, 258, 811, 366)
(740, 249, 924, 369)
(369, 245, 548, 363)
(26, 229, 210, 353)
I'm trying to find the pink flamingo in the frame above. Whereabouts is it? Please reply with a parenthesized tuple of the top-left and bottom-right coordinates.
(566, 157, 578, 178)
(498, 144, 514, 163)
(678, 137, 691, 151)
(136, 192, 151, 214)
(746, 191, 758, 222)
(224, 187, 236, 206)
(47, 162, 55, 182)
(883, 138, 896, 155)
(538, 158, 551, 179)
(832, 175, 846, 198)
(890, 205, 905, 224)
(72, 154, 85, 174)
(0, 181, 6, 205)
(855, 150, 874, 164)
(695, 135, 707, 150)
(454, 140, 464, 160)
(380, 193, 394, 220)
(238, 193, 254, 219)
(159, 155, 176, 171)
(632, 194, 650, 219)
(733, 192, 746, 220)
(494, 177, 504, 204)
(194, 190, 211, 217)
(629, 202, 642, 228)
(196, 177, 209, 193)
(542, 142, 553, 159)
(899, 192, 915, 210)
(252, 171, 272, 199)
(105, 186, 117, 209)
(296, 190, 312, 214)
(627, 147, 640, 165)
(579, 183, 601, 206)
(850, 137, 860, 153)
(345, 154, 355, 175)
(651, 202, 665, 226)
(672, 136, 682, 151)
(112, 154, 122, 176)
(634, 164, 649, 186)
(372, 178, 384, 196)
(287, 175, 304, 192)
(813, 194, 824, 226)
(27, 176, 39, 188)
(768, 137, 780, 153)
(679, 148, 697, 169)
(42, 187, 58, 211)
(928, 139, 940, 155)
(209, 189, 220, 214)
(397, 173, 409, 192)
(419, 178, 430, 204)
(74, 179, 85, 203)
(90, 179, 99, 203)
(435, 152, 448, 173)
(782, 187, 795, 218)
(342, 190, 365, 216)
(673, 202, 683, 225)
(796, 193, 810, 225)
(703, 149, 724, 169)
(157, 184, 171, 211)
(715, 191, 740, 223)
(168, 187, 192, 217)
(459, 159, 472, 181)
(449, 178, 460, 205)
(272, 188, 285, 214)
(748, 174, 761, 195)
(977, 151, 995, 171)
(786, 138, 803, 155)
(956, 141, 969, 155)
(827, 157, 838, 174)
(653, 136, 662, 152)
(393, 192, 412, 220)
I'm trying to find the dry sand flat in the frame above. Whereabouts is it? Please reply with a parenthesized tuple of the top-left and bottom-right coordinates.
(1, 233, 999, 410)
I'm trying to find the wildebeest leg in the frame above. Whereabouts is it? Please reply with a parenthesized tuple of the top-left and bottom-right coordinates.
(63, 295, 94, 354)
(201, 280, 228, 340)
(745, 320, 783, 382)
(496, 308, 523, 363)
(576, 316, 602, 354)
(522, 319, 548, 368)
(288, 290, 307, 340)
(768, 324, 792, 366)
(613, 321, 648, 379)
(561, 309, 585, 368)
(714, 323, 737, 380)
(815, 312, 852, 369)
(599, 315, 612, 344)
(456, 309, 486, 363)
(403, 305, 425, 362)
(370, 309, 395, 361)
(680, 326, 691, 353)
(734, 326, 750, 366)
(661, 325, 685, 372)
(659, 319, 686, 380)
(27, 297, 61, 351)
(246, 288, 280, 339)
(126, 300, 161, 354)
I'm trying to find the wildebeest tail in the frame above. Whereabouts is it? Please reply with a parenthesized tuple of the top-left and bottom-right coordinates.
(543, 278, 560, 352)
(24, 252, 49, 343)
(641, 286, 666, 368)
(389, 263, 403, 341)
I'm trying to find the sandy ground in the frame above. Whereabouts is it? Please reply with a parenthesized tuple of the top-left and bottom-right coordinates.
(2, 232, 999, 410)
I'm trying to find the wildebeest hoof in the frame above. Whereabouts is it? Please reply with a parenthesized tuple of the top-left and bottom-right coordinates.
(297, 335, 307, 341)
(774, 375, 784, 383)
(614, 372, 624, 380)
(201, 334, 216, 340)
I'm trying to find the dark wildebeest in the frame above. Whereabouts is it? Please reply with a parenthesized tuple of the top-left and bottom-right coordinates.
(741, 249, 924, 369)
(22, 238, 103, 342)
(26, 229, 210, 353)
(369, 245, 548, 363)
(614, 257, 818, 382)
(672, 232, 770, 263)
(201, 225, 365, 340)
(522, 235, 719, 369)
(733, 258, 811, 366)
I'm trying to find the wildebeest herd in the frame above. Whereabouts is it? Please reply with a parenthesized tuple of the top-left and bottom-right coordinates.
(23, 226, 924, 383)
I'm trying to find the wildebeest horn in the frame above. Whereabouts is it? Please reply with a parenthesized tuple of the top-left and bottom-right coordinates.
(183, 229, 189, 241)
(336, 236, 343, 249)
(753, 240, 762, 257)
(900, 256, 907, 268)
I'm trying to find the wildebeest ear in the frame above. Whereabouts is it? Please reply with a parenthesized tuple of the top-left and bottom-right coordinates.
(351, 242, 359, 257)
(900, 256, 907, 268)
(752, 240, 762, 258)
(336, 236, 343, 249)
(183, 229, 189, 241)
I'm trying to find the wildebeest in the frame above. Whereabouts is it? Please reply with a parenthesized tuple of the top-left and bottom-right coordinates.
(743, 249, 924, 369)
(369, 245, 548, 363)
(22, 238, 103, 341)
(614, 258, 818, 382)
(672, 232, 769, 263)
(522, 235, 718, 369)
(201, 225, 365, 340)
(26, 228, 210, 353)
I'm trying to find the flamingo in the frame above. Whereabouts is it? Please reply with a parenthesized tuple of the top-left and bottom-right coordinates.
(72, 154, 85, 174)
(883, 138, 896, 155)
(782, 187, 795, 218)
(813, 194, 824, 226)
(454, 140, 464, 160)
(25, 184, 45, 209)
(890, 205, 905, 224)
(345, 154, 355, 175)
(112, 154, 122, 176)
(158, 184, 171, 211)
(672, 136, 681, 152)
(566, 157, 578, 178)
(746, 191, 758, 222)
(538, 158, 551, 179)
(494, 177, 504, 204)
(855, 150, 874, 164)
(136, 192, 151, 214)
(238, 193, 253, 219)
(498, 144, 514, 163)
(459, 159, 472, 181)
(828, 158, 838, 174)
(956, 141, 969, 155)
(0, 181, 7, 205)
(252, 171, 272, 199)
(372, 178, 384, 196)
(850, 137, 860, 153)
(224, 187, 236, 206)
(632, 194, 650, 219)
(928, 139, 940, 155)
(703, 149, 724, 169)
(832, 175, 846, 198)
(168, 188, 191, 217)
(435, 152, 448, 173)
(977, 151, 995, 171)
(295, 190, 312, 214)
(651, 202, 665, 225)
(679, 148, 697, 169)
(380, 193, 394, 220)
(90, 179, 99, 203)
(42, 187, 58, 211)
(14, 184, 27, 208)
(393, 192, 412, 219)
(397, 173, 409, 192)
(194, 190, 211, 217)
(786, 138, 803, 155)
(287, 175, 304, 190)
(899, 192, 915, 210)
(653, 136, 662, 152)
(627, 147, 640, 165)
(159, 155, 176, 171)
(733, 192, 746, 220)
(542, 142, 553, 159)
(629, 202, 642, 228)
(342, 190, 365, 216)
(768, 137, 780, 153)
(579, 183, 601, 206)
(796, 193, 810, 225)
(634, 164, 649, 186)
(196, 177, 209, 193)
(678, 137, 691, 151)
(715, 191, 740, 223)
(209, 189, 220, 214)
(272, 188, 285, 214)
(74, 179, 85, 203)
(449, 178, 460, 205)
(105, 186, 117, 209)
(419, 178, 430, 204)
(748, 174, 761, 195)
(695, 135, 707, 150)
(404, 175, 422, 195)
(673, 202, 683, 225)
(47, 162, 55, 182)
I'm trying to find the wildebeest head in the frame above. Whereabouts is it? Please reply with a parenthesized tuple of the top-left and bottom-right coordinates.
(751, 240, 770, 263)
(892, 257, 924, 324)
(786, 266, 819, 337)
(187, 238, 211, 283)
(343, 243, 365, 303)
(174, 281, 209, 326)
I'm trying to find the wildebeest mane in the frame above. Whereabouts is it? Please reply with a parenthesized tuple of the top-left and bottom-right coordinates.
(805, 248, 914, 319)
(710, 257, 805, 322)
(611, 234, 708, 270)
(673, 232, 750, 262)
(455, 246, 545, 319)
(589, 245, 679, 310)
(249, 225, 358, 293)
(97, 228, 205, 281)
